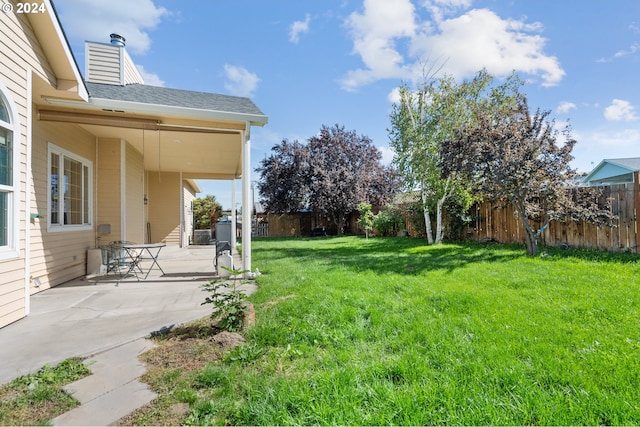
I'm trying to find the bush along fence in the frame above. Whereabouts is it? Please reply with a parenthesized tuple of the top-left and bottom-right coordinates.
(466, 180, 640, 253)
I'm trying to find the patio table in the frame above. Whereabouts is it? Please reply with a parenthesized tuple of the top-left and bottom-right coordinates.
(121, 243, 166, 280)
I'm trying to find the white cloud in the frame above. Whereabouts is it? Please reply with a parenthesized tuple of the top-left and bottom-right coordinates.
(614, 43, 640, 59)
(597, 42, 640, 63)
(54, 0, 169, 55)
(341, 0, 418, 91)
(289, 14, 311, 44)
(604, 99, 638, 121)
(341, 1, 565, 91)
(136, 65, 165, 87)
(571, 128, 640, 172)
(223, 64, 261, 97)
(411, 9, 564, 87)
(387, 87, 402, 104)
(557, 101, 577, 114)
(591, 128, 640, 147)
(378, 145, 396, 165)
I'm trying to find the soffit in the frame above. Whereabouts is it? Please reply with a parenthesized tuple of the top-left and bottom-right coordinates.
(37, 106, 245, 179)
(28, 1, 87, 101)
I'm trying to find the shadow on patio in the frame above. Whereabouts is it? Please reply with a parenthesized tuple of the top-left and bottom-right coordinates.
(78, 244, 242, 286)
(0, 244, 251, 386)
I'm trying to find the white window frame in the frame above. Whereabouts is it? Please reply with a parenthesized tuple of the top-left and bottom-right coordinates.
(47, 143, 93, 232)
(0, 81, 19, 260)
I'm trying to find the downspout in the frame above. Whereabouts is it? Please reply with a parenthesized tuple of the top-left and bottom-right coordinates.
(242, 123, 252, 274)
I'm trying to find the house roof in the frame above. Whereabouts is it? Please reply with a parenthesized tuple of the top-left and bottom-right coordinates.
(33, 2, 268, 181)
(85, 82, 267, 126)
(27, 0, 88, 102)
(601, 157, 640, 171)
(393, 190, 420, 205)
(583, 157, 640, 185)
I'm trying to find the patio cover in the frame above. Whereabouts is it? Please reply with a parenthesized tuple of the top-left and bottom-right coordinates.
(36, 82, 268, 272)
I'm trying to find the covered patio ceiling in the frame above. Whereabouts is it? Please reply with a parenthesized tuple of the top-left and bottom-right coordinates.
(37, 107, 246, 180)
(33, 78, 267, 182)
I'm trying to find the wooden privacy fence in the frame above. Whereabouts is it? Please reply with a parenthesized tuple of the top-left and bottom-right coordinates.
(467, 181, 640, 252)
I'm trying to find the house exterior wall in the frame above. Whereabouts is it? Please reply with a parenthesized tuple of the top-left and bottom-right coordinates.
(0, 7, 59, 327)
(124, 143, 144, 243)
(94, 138, 144, 244)
(147, 171, 180, 244)
(31, 120, 96, 291)
(96, 138, 122, 245)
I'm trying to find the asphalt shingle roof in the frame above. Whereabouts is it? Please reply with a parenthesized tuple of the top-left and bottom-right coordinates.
(604, 157, 640, 171)
(86, 82, 265, 117)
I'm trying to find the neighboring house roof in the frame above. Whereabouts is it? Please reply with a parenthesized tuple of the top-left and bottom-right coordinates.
(254, 201, 265, 214)
(393, 190, 420, 205)
(185, 179, 201, 193)
(85, 82, 267, 125)
(583, 157, 640, 185)
(605, 157, 640, 171)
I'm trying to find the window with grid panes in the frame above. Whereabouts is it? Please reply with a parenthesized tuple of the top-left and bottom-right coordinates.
(0, 91, 14, 248)
(49, 144, 92, 229)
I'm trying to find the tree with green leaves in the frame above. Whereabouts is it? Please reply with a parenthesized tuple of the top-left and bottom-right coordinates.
(357, 202, 374, 239)
(192, 194, 222, 230)
(257, 125, 399, 235)
(255, 139, 309, 214)
(441, 73, 613, 256)
(389, 70, 491, 244)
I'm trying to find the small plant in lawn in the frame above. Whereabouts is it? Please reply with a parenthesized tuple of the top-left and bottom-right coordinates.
(357, 202, 374, 239)
(201, 266, 251, 332)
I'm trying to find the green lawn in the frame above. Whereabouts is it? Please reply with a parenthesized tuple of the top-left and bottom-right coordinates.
(194, 237, 640, 425)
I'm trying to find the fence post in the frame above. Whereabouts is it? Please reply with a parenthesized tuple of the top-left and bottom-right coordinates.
(635, 171, 640, 253)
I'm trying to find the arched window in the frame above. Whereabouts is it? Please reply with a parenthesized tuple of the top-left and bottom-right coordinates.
(0, 85, 17, 255)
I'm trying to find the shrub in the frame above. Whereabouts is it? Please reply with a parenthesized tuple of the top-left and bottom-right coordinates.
(373, 206, 404, 236)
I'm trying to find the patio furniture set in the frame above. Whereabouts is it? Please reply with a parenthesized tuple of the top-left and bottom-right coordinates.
(100, 241, 166, 281)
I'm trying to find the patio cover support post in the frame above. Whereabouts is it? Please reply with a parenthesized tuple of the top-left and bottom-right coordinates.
(231, 179, 237, 251)
(242, 124, 252, 273)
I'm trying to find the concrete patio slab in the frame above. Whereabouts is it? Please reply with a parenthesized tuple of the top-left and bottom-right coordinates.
(0, 245, 254, 425)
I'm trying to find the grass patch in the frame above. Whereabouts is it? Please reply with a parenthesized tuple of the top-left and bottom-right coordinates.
(126, 237, 640, 425)
(117, 318, 248, 426)
(0, 358, 91, 425)
(217, 237, 640, 425)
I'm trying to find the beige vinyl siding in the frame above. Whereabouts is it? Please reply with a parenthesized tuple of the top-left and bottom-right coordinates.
(95, 139, 145, 245)
(124, 142, 144, 243)
(96, 138, 122, 244)
(0, 7, 54, 89)
(85, 42, 144, 85)
(147, 172, 181, 244)
(85, 43, 122, 85)
(0, 6, 60, 326)
(122, 49, 144, 85)
(30, 120, 96, 291)
(0, 259, 26, 327)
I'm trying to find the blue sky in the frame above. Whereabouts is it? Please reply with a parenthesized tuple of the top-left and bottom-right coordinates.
(54, 0, 640, 209)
